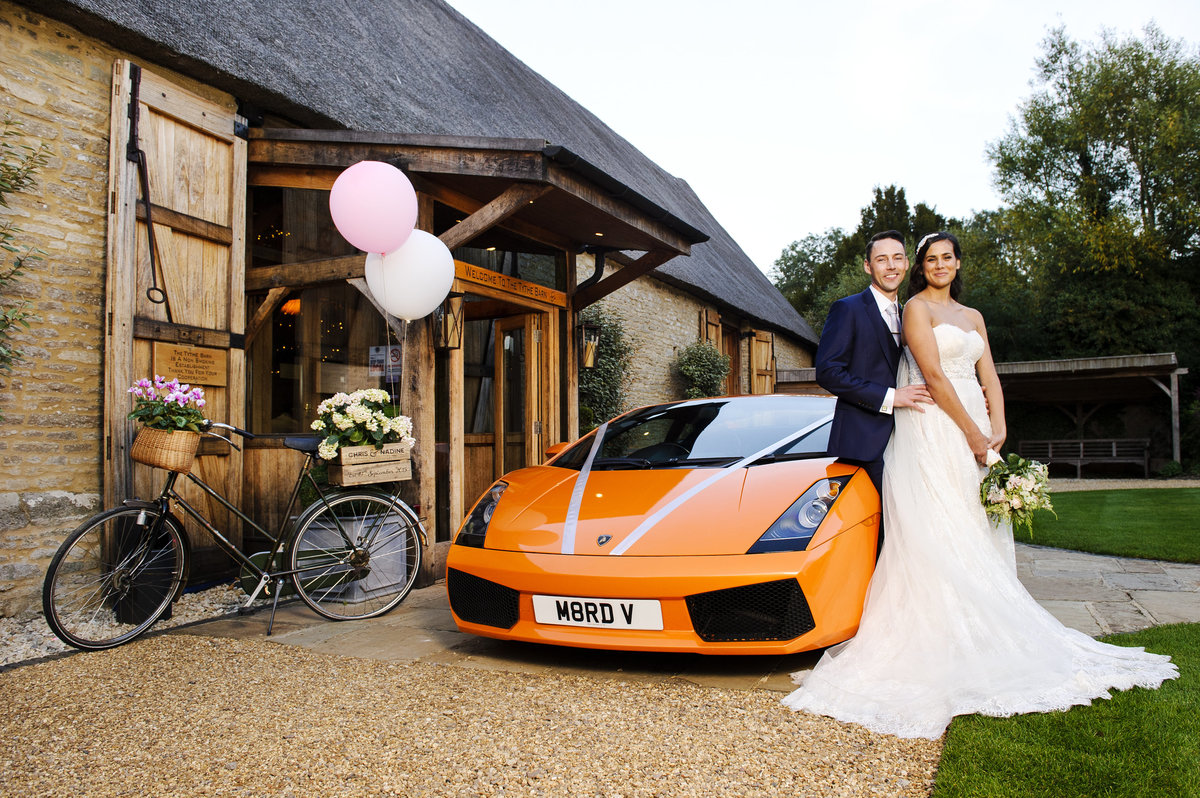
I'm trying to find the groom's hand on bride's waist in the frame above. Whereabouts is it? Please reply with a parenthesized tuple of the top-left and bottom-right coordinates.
(895, 383, 933, 412)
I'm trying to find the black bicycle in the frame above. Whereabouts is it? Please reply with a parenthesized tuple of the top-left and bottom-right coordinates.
(42, 421, 425, 650)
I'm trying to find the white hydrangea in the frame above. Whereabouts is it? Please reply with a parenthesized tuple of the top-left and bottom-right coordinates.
(310, 388, 415, 461)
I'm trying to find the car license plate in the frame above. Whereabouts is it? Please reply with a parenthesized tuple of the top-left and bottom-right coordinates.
(532, 594, 663, 630)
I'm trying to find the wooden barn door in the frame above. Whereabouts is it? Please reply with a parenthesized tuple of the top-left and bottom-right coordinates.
(105, 61, 246, 574)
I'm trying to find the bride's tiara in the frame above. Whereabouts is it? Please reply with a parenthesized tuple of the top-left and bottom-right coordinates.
(916, 232, 942, 253)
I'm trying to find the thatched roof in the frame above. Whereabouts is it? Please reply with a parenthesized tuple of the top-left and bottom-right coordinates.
(32, 0, 815, 344)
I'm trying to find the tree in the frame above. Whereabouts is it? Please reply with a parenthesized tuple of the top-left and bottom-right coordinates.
(772, 185, 950, 332)
(951, 209, 1042, 361)
(988, 25, 1200, 362)
(770, 228, 845, 329)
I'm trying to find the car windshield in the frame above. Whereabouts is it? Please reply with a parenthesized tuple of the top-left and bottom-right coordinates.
(553, 396, 834, 470)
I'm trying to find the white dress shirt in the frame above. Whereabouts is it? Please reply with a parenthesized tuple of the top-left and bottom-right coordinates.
(868, 285, 901, 415)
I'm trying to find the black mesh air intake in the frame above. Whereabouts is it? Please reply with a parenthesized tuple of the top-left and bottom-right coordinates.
(447, 568, 520, 629)
(685, 578, 815, 642)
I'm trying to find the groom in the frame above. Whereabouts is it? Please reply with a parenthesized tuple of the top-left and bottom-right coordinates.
(816, 230, 931, 498)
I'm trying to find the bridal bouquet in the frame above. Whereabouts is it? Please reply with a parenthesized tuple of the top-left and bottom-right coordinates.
(310, 388, 415, 461)
(980, 451, 1055, 538)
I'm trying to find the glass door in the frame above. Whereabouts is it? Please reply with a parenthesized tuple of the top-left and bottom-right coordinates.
(494, 317, 527, 475)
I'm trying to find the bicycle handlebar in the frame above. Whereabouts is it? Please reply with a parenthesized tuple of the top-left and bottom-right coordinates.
(201, 421, 255, 451)
(205, 421, 256, 439)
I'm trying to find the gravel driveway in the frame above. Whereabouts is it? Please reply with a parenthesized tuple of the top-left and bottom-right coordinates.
(1, 635, 940, 797)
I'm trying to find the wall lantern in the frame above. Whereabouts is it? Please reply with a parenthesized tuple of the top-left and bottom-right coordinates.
(433, 292, 464, 350)
(577, 320, 601, 369)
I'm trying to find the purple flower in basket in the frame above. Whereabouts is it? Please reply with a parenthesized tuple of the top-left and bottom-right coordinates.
(127, 375, 208, 432)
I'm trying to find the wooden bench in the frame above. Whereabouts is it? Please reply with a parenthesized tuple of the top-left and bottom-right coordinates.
(1017, 439, 1150, 478)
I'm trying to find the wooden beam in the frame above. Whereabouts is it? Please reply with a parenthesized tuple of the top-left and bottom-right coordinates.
(572, 249, 677, 310)
(346, 277, 407, 339)
(247, 164, 339, 190)
(136, 203, 233, 245)
(245, 286, 289, 345)
(132, 317, 243, 349)
(411, 175, 573, 251)
(248, 139, 548, 183)
(245, 254, 363, 291)
(546, 164, 694, 256)
(438, 183, 553, 251)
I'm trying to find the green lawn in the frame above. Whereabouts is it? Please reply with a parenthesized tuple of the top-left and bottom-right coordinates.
(934, 487, 1200, 796)
(1027, 488, 1200, 563)
(934, 623, 1197, 798)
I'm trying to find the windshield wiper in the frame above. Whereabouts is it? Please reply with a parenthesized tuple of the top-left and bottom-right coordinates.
(659, 456, 742, 467)
(749, 452, 820, 465)
(591, 456, 653, 470)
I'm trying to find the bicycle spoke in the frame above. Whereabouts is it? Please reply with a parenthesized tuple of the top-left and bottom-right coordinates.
(289, 492, 422, 621)
(43, 507, 186, 650)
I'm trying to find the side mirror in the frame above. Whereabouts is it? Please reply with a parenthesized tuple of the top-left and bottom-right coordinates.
(544, 442, 569, 459)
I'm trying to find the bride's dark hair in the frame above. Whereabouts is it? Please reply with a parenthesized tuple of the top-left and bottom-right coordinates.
(907, 231, 963, 300)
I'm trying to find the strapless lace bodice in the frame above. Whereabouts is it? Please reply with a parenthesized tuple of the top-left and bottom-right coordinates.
(904, 324, 983, 383)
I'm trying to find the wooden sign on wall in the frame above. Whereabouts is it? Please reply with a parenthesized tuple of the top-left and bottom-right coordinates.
(152, 341, 229, 387)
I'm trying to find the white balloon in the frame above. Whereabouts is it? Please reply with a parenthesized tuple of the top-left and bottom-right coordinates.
(363, 230, 455, 321)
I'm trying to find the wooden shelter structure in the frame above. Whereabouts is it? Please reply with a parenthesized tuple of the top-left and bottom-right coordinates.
(997, 353, 1188, 464)
(779, 352, 1188, 466)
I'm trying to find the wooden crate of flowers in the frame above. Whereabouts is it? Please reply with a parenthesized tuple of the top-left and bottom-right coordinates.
(311, 389, 415, 486)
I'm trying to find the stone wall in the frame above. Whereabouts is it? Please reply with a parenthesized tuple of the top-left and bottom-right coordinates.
(584, 254, 814, 413)
(0, 3, 226, 615)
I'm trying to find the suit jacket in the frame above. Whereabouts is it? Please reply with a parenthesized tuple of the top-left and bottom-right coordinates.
(816, 288, 902, 463)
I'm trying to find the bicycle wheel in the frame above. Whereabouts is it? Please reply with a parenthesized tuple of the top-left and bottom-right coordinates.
(289, 490, 422, 621)
(42, 506, 187, 650)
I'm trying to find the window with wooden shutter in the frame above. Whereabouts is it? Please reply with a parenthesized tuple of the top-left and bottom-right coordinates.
(701, 308, 721, 349)
(750, 331, 776, 394)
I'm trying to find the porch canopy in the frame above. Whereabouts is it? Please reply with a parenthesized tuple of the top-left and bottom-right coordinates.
(245, 128, 708, 311)
(996, 352, 1188, 462)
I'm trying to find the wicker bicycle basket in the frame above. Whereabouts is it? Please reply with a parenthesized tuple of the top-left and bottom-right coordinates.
(130, 426, 201, 473)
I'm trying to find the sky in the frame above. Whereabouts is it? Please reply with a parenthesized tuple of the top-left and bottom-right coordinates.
(442, 0, 1200, 274)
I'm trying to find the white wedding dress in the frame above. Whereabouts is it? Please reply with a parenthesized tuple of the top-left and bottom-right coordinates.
(783, 324, 1178, 739)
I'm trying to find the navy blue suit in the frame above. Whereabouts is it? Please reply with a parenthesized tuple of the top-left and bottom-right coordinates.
(815, 288, 902, 493)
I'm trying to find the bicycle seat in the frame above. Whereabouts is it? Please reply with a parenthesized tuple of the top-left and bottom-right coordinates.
(283, 435, 321, 454)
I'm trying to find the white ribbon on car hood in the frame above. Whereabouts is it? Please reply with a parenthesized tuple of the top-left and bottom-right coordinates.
(609, 413, 833, 555)
(560, 421, 609, 554)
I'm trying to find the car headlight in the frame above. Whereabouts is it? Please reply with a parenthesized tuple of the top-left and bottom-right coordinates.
(455, 481, 508, 548)
(747, 476, 852, 553)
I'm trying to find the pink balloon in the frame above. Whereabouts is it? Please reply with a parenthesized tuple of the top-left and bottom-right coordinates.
(328, 161, 418, 254)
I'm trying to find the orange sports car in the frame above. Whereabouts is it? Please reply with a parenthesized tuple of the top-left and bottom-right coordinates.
(445, 395, 880, 654)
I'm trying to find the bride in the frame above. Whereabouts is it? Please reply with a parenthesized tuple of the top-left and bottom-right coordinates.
(783, 231, 1178, 739)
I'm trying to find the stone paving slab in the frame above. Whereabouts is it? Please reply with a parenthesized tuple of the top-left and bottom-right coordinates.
(1034, 600, 1105, 636)
(1088, 600, 1157, 635)
(1130, 590, 1200, 626)
(1103, 572, 1184, 592)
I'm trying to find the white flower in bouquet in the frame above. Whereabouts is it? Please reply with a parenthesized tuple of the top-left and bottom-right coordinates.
(979, 452, 1056, 538)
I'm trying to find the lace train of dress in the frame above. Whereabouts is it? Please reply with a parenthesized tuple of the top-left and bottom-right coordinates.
(782, 324, 1178, 739)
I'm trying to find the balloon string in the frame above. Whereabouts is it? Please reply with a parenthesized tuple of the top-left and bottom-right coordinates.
(398, 319, 407, 416)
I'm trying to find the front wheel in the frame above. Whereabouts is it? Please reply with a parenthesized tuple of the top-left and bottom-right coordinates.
(289, 491, 423, 621)
(42, 506, 187, 650)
